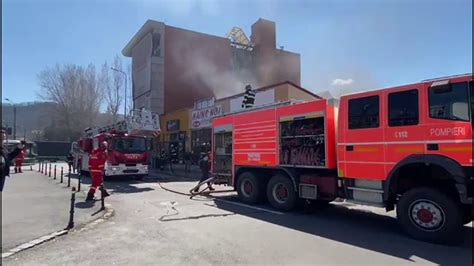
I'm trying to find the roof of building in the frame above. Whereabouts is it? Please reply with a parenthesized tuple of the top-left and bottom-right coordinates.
(217, 80, 322, 102)
(122, 20, 164, 57)
(122, 19, 231, 57)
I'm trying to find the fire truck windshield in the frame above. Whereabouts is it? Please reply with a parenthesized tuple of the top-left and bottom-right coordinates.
(113, 137, 147, 153)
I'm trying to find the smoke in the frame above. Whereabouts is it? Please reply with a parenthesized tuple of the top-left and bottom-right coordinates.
(182, 53, 252, 98)
(168, 34, 259, 99)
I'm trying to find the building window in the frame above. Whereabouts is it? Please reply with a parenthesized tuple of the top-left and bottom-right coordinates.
(429, 81, 470, 122)
(388, 90, 419, 126)
(152, 32, 161, 57)
(348, 95, 379, 129)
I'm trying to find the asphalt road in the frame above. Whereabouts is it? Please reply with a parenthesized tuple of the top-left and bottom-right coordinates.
(3, 178, 473, 265)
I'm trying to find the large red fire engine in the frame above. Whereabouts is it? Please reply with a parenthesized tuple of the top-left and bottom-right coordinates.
(211, 74, 473, 243)
(73, 109, 160, 179)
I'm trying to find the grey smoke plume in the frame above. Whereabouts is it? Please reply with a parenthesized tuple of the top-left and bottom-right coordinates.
(169, 40, 259, 99)
(182, 53, 257, 99)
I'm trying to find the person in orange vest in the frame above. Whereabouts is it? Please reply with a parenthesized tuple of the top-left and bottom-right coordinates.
(86, 141, 110, 201)
(14, 147, 26, 173)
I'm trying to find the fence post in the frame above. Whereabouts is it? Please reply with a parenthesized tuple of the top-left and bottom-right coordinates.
(38, 162, 41, 172)
(44, 163, 47, 176)
(77, 174, 81, 192)
(67, 169, 71, 187)
(60, 167, 64, 183)
(48, 164, 51, 177)
(100, 185, 105, 210)
(54, 165, 57, 180)
(66, 187, 76, 229)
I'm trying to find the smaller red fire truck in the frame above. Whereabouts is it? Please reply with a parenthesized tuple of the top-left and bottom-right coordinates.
(73, 109, 160, 179)
(211, 74, 473, 243)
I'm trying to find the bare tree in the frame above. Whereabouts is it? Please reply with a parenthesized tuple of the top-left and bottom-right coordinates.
(111, 55, 125, 118)
(101, 59, 122, 123)
(30, 130, 43, 141)
(37, 63, 103, 141)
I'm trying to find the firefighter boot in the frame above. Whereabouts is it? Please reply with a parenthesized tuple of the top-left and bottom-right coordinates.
(102, 189, 110, 198)
(86, 192, 95, 201)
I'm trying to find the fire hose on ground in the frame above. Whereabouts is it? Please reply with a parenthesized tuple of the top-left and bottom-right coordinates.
(156, 176, 234, 199)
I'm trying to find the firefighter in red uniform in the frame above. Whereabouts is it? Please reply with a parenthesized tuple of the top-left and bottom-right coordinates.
(14, 147, 26, 173)
(86, 141, 110, 201)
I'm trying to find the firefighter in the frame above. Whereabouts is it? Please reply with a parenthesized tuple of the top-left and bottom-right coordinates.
(66, 152, 74, 173)
(241, 84, 256, 109)
(193, 154, 214, 192)
(86, 141, 110, 201)
(14, 146, 26, 173)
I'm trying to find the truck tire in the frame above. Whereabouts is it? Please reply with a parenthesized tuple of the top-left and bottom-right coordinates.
(267, 174, 297, 211)
(462, 205, 473, 225)
(237, 172, 262, 204)
(397, 187, 462, 244)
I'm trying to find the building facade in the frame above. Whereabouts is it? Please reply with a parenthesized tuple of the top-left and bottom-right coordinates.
(122, 18, 301, 115)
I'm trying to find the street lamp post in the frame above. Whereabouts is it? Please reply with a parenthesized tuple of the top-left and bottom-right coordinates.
(111, 67, 128, 118)
(5, 98, 17, 140)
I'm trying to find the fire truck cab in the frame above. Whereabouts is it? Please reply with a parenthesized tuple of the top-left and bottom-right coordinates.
(211, 74, 473, 243)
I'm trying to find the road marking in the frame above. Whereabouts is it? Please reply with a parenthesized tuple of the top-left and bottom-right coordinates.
(212, 198, 284, 215)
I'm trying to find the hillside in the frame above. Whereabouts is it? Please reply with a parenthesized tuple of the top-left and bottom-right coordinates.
(2, 101, 123, 141)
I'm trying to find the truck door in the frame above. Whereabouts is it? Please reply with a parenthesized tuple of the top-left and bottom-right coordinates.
(384, 86, 425, 176)
(424, 78, 473, 167)
(341, 93, 386, 180)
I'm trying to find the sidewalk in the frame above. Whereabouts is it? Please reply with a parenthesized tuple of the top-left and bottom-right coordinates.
(1, 163, 104, 253)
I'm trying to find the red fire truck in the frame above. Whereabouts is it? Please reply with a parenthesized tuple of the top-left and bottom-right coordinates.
(74, 109, 160, 179)
(211, 74, 473, 243)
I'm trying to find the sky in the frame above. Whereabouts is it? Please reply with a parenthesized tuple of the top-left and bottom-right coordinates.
(2, 0, 472, 105)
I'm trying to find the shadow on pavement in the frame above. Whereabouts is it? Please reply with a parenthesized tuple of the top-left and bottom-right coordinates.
(74, 175, 155, 195)
(213, 196, 473, 266)
(106, 182, 154, 194)
(75, 201, 96, 209)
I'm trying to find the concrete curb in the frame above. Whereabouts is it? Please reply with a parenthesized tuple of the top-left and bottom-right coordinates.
(1, 203, 115, 259)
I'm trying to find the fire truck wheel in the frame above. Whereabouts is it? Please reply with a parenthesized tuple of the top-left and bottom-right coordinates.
(462, 205, 473, 225)
(237, 172, 262, 204)
(267, 174, 297, 211)
(397, 187, 462, 244)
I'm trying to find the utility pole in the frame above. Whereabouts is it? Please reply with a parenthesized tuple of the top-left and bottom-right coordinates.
(5, 98, 17, 139)
(111, 67, 127, 118)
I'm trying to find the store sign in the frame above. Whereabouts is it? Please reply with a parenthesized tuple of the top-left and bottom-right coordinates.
(194, 97, 215, 110)
(167, 120, 180, 131)
(191, 105, 223, 129)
